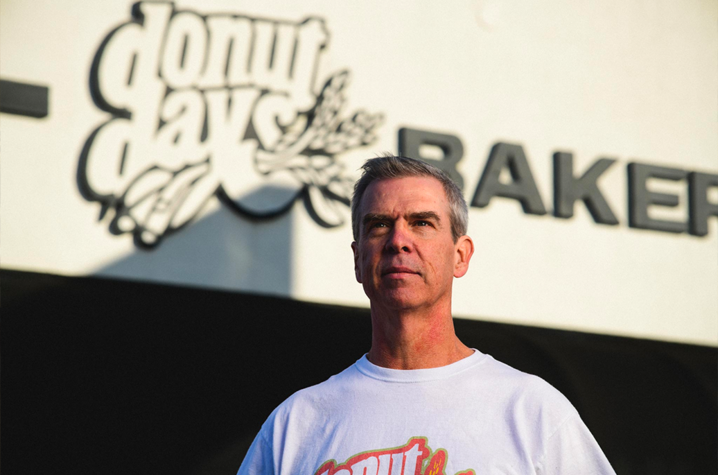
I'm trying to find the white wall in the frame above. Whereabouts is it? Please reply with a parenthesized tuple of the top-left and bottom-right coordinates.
(2, 0, 716, 345)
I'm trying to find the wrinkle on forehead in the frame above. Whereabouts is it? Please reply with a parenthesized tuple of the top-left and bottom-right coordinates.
(357, 177, 453, 238)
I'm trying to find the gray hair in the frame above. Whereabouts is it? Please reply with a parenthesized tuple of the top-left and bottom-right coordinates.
(351, 155, 468, 242)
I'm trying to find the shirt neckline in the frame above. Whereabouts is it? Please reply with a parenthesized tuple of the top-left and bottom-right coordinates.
(354, 349, 486, 383)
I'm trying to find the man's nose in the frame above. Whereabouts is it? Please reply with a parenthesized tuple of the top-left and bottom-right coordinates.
(384, 223, 412, 253)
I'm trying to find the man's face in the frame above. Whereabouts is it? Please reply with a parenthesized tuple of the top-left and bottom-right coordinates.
(351, 176, 473, 312)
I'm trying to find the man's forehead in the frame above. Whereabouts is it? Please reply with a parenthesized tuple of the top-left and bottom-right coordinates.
(359, 176, 449, 214)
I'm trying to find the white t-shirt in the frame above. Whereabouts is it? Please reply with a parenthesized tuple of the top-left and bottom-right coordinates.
(237, 350, 615, 475)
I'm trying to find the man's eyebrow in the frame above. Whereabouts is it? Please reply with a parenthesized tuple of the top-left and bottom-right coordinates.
(362, 213, 390, 226)
(409, 211, 441, 222)
(362, 212, 442, 225)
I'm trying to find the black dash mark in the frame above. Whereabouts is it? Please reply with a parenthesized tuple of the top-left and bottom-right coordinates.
(127, 53, 138, 86)
(247, 21, 255, 73)
(289, 38, 298, 79)
(225, 38, 234, 78)
(269, 25, 278, 69)
(119, 142, 129, 176)
(0, 79, 49, 118)
(180, 34, 189, 68)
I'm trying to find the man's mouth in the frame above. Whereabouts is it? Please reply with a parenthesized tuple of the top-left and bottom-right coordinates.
(382, 266, 418, 277)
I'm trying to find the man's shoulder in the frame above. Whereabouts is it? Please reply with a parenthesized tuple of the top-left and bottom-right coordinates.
(476, 353, 578, 417)
(268, 359, 362, 419)
(478, 353, 555, 387)
(267, 352, 576, 427)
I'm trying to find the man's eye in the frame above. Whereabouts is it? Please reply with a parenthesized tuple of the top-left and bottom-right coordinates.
(415, 221, 430, 227)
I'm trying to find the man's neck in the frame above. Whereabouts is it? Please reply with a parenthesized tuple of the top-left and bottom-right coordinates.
(366, 305, 473, 370)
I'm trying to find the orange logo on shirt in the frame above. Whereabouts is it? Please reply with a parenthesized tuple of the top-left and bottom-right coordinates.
(314, 437, 474, 475)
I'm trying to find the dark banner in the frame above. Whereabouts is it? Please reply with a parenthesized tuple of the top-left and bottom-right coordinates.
(2, 269, 716, 474)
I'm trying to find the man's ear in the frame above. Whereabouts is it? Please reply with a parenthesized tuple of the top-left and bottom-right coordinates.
(351, 241, 362, 283)
(453, 235, 474, 278)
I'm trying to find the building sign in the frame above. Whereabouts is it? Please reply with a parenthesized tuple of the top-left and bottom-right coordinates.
(401, 128, 718, 237)
(2, 0, 716, 345)
(79, 2, 383, 248)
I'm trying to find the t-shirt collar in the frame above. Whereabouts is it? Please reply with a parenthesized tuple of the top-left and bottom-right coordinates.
(354, 349, 486, 383)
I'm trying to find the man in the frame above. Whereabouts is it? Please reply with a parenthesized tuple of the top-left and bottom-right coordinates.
(238, 156, 615, 475)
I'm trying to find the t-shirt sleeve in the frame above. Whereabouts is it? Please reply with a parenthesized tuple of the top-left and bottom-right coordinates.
(237, 430, 275, 475)
(536, 413, 616, 475)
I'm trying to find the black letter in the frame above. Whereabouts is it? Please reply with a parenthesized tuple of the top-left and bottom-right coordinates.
(628, 163, 688, 233)
(398, 127, 464, 189)
(471, 142, 546, 215)
(553, 152, 618, 225)
(0, 80, 49, 118)
(688, 171, 718, 237)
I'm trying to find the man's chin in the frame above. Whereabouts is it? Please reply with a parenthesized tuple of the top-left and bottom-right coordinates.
(373, 291, 423, 311)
